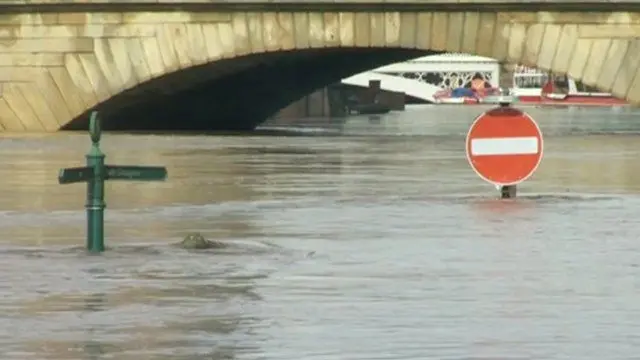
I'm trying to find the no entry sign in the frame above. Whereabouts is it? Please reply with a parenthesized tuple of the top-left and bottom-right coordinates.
(465, 106, 543, 186)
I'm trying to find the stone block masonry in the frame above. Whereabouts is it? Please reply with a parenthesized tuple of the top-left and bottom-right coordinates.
(0, 8, 638, 131)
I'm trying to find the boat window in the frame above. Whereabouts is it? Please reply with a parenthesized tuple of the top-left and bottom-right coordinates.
(514, 74, 548, 89)
(551, 75, 570, 93)
(574, 79, 601, 93)
(554, 75, 569, 88)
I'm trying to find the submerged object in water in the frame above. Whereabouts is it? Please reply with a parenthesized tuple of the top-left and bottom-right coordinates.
(178, 232, 227, 250)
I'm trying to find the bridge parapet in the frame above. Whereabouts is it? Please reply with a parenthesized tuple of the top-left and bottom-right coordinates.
(0, 4, 638, 131)
(1, 1, 640, 12)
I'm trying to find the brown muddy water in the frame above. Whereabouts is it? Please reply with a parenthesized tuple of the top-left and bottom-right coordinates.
(1, 105, 640, 359)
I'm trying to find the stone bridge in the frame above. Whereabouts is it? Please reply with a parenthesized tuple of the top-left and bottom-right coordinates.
(0, 1, 640, 131)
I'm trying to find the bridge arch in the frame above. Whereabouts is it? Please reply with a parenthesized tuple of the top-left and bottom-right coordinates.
(1, 10, 639, 131)
(69, 47, 429, 131)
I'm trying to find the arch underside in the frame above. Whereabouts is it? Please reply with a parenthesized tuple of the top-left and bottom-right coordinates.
(65, 47, 428, 131)
(0, 10, 638, 132)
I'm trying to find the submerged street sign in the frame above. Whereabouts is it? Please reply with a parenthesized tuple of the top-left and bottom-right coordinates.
(58, 166, 95, 184)
(59, 165, 167, 183)
(465, 105, 544, 186)
(57, 111, 168, 253)
(105, 166, 167, 181)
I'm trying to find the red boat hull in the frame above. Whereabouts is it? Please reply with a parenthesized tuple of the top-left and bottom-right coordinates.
(517, 95, 627, 107)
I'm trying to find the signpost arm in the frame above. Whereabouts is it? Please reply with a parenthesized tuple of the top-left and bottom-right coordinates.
(57, 111, 168, 253)
(85, 112, 106, 253)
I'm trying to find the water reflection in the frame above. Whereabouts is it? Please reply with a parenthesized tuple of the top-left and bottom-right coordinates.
(81, 293, 108, 360)
(8, 245, 270, 360)
(18, 292, 111, 360)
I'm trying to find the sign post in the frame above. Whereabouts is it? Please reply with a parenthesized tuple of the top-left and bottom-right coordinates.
(58, 111, 168, 252)
(465, 104, 543, 198)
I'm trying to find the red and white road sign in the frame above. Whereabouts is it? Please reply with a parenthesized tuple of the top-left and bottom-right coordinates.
(465, 106, 543, 186)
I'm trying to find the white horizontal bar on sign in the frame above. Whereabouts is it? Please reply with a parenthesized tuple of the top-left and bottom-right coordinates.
(471, 137, 539, 156)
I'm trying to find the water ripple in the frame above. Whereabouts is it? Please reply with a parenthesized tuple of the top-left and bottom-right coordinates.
(3, 110, 640, 359)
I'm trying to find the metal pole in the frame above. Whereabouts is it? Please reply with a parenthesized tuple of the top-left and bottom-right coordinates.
(498, 86, 516, 199)
(500, 185, 517, 199)
(85, 112, 106, 253)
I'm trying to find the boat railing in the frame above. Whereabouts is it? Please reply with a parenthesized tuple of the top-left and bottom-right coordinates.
(512, 72, 615, 96)
(572, 91, 615, 97)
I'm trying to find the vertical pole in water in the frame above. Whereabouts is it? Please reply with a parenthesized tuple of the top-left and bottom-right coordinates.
(58, 110, 167, 253)
(498, 93, 516, 199)
(85, 112, 106, 252)
(500, 185, 517, 199)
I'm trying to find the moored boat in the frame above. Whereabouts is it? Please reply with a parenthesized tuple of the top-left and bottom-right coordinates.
(433, 74, 505, 104)
(432, 65, 627, 107)
(434, 86, 504, 104)
(510, 66, 627, 107)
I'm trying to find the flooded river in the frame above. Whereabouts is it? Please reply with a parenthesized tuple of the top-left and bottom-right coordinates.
(2, 105, 640, 359)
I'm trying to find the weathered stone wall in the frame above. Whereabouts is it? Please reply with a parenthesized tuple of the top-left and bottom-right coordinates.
(2, 1, 638, 7)
(0, 10, 639, 131)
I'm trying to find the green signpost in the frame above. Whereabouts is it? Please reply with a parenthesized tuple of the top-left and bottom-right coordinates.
(58, 111, 168, 253)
